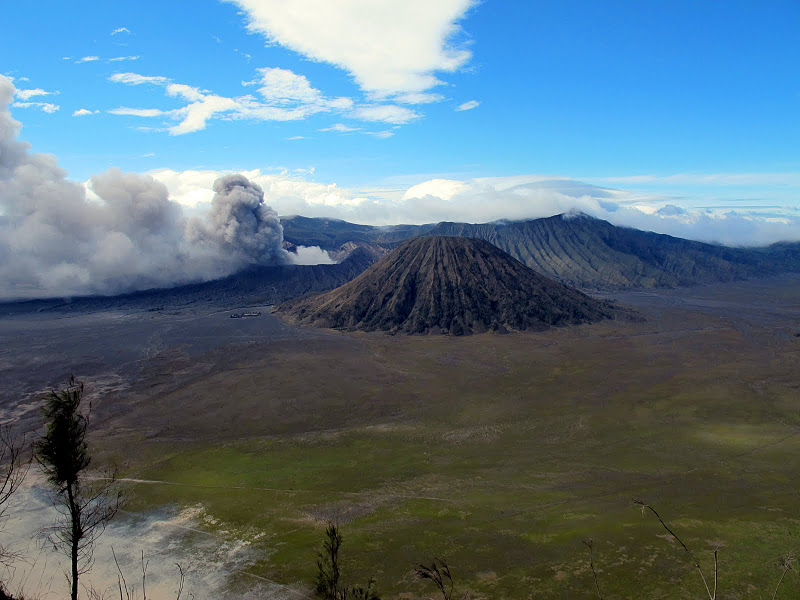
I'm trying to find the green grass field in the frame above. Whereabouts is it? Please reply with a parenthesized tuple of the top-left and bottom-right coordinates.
(104, 283, 800, 599)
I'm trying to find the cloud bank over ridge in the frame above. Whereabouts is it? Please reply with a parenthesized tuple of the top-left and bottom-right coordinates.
(151, 170, 800, 248)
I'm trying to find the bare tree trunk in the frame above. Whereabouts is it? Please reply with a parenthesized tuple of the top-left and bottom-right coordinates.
(67, 483, 80, 600)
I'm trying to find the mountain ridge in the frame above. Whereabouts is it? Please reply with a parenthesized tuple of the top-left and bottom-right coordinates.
(284, 213, 800, 290)
(276, 236, 619, 335)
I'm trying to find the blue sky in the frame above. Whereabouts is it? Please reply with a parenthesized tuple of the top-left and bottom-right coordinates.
(2, 0, 799, 230)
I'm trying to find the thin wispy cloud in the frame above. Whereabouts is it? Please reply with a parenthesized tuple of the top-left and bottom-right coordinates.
(14, 88, 57, 100)
(109, 68, 423, 134)
(365, 130, 394, 139)
(320, 123, 360, 132)
(351, 104, 420, 124)
(109, 72, 169, 86)
(394, 92, 445, 104)
(108, 56, 140, 62)
(72, 108, 99, 116)
(11, 101, 59, 113)
(75, 56, 100, 63)
(456, 99, 479, 111)
(109, 107, 172, 117)
(111, 27, 131, 35)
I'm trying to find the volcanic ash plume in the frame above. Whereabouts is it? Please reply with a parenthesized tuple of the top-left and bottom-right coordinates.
(186, 174, 288, 266)
(0, 75, 290, 300)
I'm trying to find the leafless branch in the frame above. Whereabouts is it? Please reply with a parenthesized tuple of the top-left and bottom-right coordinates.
(0, 425, 30, 522)
(634, 499, 715, 600)
(112, 547, 131, 600)
(582, 539, 603, 600)
(175, 563, 186, 600)
(141, 550, 148, 600)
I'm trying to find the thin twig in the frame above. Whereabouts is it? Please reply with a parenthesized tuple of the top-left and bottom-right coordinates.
(582, 540, 603, 600)
(111, 547, 130, 600)
(634, 499, 715, 600)
(141, 550, 149, 600)
(175, 563, 186, 600)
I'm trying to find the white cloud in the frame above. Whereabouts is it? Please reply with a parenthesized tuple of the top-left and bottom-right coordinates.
(171, 94, 240, 135)
(75, 56, 100, 63)
(109, 72, 169, 86)
(253, 67, 321, 104)
(456, 99, 479, 111)
(108, 107, 172, 117)
(365, 130, 394, 139)
(320, 123, 360, 132)
(108, 56, 140, 62)
(15, 88, 56, 100)
(286, 135, 305, 140)
(351, 104, 420, 124)
(111, 27, 131, 35)
(110, 69, 416, 134)
(288, 245, 335, 265)
(72, 108, 99, 116)
(227, 0, 475, 96)
(149, 168, 800, 245)
(11, 101, 59, 113)
(394, 92, 445, 104)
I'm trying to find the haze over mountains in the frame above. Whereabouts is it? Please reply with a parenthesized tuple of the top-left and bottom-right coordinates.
(277, 236, 617, 335)
(4, 212, 800, 315)
(284, 213, 800, 290)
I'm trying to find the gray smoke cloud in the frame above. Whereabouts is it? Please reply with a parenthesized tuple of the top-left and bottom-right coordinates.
(186, 174, 288, 266)
(0, 75, 291, 301)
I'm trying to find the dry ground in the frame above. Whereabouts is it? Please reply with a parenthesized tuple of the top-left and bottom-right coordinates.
(2, 275, 800, 598)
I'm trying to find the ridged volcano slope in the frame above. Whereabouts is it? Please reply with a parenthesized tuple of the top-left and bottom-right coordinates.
(427, 215, 777, 289)
(276, 236, 617, 335)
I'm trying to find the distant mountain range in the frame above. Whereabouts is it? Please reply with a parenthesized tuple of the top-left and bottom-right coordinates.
(3, 213, 798, 315)
(284, 213, 800, 290)
(277, 236, 618, 335)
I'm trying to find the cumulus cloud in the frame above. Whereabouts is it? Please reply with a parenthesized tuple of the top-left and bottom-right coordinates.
(227, 0, 475, 97)
(72, 108, 99, 116)
(0, 76, 306, 300)
(456, 99, 479, 111)
(111, 27, 131, 35)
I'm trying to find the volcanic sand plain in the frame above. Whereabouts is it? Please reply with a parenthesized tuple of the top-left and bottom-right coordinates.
(2, 276, 800, 599)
